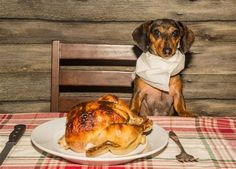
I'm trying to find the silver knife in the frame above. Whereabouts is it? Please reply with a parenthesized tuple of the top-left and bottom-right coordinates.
(0, 124, 26, 166)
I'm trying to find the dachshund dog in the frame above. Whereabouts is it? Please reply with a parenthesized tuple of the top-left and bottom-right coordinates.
(130, 19, 195, 117)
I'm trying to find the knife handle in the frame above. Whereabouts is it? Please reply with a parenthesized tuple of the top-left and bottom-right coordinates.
(8, 124, 26, 144)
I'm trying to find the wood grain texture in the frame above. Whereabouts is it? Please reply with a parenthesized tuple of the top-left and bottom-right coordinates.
(1, 0, 236, 21)
(0, 101, 50, 113)
(0, 72, 51, 101)
(0, 44, 51, 73)
(58, 95, 236, 116)
(0, 20, 236, 44)
(0, 1, 235, 115)
(185, 43, 236, 75)
(186, 100, 236, 117)
(0, 43, 235, 74)
(60, 70, 133, 87)
(0, 99, 235, 116)
(0, 72, 235, 101)
(61, 43, 138, 60)
(0, 43, 235, 101)
(51, 41, 60, 111)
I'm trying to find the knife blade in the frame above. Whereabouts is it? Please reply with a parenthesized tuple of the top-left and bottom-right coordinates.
(0, 124, 26, 166)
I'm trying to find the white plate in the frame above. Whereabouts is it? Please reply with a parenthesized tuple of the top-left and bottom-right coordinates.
(31, 117, 168, 165)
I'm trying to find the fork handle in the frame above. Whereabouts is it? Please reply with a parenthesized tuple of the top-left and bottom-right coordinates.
(169, 131, 185, 152)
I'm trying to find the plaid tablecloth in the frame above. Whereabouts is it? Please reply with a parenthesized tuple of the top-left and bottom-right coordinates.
(0, 112, 236, 169)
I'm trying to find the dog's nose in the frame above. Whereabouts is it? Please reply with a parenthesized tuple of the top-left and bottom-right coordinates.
(163, 48, 171, 55)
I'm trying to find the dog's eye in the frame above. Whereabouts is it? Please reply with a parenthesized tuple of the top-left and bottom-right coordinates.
(172, 30, 179, 37)
(153, 30, 161, 38)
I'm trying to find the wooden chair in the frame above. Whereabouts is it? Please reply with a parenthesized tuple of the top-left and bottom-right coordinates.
(51, 41, 140, 112)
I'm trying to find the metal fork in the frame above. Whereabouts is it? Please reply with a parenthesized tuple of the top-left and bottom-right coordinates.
(169, 131, 198, 162)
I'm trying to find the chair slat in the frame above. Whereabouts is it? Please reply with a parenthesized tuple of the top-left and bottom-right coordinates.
(59, 70, 133, 87)
(61, 43, 138, 60)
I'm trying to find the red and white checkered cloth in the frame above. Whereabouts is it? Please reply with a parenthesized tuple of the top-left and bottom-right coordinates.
(0, 113, 236, 169)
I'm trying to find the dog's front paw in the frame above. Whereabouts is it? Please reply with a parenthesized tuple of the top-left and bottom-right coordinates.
(180, 111, 198, 117)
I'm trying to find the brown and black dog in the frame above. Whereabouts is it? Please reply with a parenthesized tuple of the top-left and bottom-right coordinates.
(130, 19, 195, 117)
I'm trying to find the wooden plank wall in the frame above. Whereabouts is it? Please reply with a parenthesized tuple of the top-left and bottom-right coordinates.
(0, 0, 236, 116)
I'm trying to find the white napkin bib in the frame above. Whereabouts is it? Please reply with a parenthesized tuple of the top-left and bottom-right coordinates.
(134, 50, 185, 92)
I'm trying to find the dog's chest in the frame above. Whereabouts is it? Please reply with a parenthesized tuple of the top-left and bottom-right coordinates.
(140, 88, 173, 116)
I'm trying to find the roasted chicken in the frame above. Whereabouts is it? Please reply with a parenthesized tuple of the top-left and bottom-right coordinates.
(59, 94, 153, 157)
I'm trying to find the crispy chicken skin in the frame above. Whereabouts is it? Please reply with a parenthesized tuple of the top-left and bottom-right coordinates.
(59, 94, 153, 157)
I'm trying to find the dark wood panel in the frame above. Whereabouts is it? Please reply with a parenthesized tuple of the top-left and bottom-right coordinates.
(0, 101, 50, 113)
(0, 20, 236, 44)
(58, 68, 235, 99)
(0, 20, 135, 44)
(191, 22, 236, 43)
(0, 0, 235, 21)
(186, 100, 236, 117)
(0, 43, 235, 75)
(184, 43, 236, 74)
(58, 94, 236, 116)
(183, 82, 236, 99)
(0, 0, 235, 116)
(182, 74, 236, 83)
(0, 72, 51, 101)
(0, 44, 51, 73)
(0, 99, 234, 116)
(0, 72, 235, 101)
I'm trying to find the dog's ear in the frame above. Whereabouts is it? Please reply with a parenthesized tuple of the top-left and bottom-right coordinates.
(177, 21, 195, 54)
(132, 20, 153, 52)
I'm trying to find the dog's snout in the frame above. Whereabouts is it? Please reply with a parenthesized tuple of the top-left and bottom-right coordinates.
(163, 48, 172, 55)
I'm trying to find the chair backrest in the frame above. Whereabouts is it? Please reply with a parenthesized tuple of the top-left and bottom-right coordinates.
(51, 41, 140, 112)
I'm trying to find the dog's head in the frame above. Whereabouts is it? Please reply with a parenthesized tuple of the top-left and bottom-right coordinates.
(132, 19, 195, 58)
